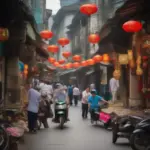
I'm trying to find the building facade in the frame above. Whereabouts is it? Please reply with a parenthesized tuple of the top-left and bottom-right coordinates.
(51, 4, 79, 60)
(60, 0, 80, 7)
(30, 0, 46, 31)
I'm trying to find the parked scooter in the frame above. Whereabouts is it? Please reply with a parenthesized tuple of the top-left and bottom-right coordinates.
(130, 118, 150, 150)
(90, 104, 112, 129)
(0, 120, 21, 150)
(53, 101, 68, 129)
(112, 115, 142, 144)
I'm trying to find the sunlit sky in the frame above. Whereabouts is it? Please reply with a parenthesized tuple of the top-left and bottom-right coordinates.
(46, 0, 60, 14)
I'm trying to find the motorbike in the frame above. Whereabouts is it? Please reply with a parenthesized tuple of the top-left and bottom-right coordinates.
(0, 124, 9, 150)
(0, 120, 21, 150)
(130, 118, 150, 150)
(90, 104, 112, 129)
(53, 100, 68, 129)
(112, 115, 142, 144)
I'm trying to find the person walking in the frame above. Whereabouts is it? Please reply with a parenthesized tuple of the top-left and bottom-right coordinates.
(26, 84, 41, 133)
(82, 87, 91, 119)
(109, 77, 119, 103)
(73, 85, 80, 106)
(68, 84, 73, 105)
(38, 92, 52, 129)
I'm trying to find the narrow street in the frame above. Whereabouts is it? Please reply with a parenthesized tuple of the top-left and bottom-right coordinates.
(19, 104, 131, 150)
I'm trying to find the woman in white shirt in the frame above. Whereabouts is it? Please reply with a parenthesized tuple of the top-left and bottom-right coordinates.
(73, 86, 80, 106)
(82, 87, 91, 118)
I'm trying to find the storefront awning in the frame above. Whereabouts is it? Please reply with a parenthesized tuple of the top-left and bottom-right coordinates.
(58, 69, 76, 76)
(26, 35, 49, 58)
(86, 69, 94, 75)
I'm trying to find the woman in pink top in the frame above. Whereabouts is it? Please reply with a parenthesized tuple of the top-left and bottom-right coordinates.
(82, 87, 91, 119)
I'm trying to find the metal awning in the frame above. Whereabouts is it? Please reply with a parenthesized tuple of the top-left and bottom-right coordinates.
(86, 69, 94, 75)
(58, 69, 76, 76)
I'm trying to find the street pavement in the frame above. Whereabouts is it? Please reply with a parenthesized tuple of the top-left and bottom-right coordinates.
(19, 103, 131, 150)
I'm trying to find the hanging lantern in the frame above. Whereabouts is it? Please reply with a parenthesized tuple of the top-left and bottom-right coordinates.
(102, 54, 110, 63)
(59, 65, 64, 69)
(119, 54, 128, 65)
(136, 56, 141, 65)
(58, 38, 70, 47)
(53, 62, 60, 67)
(0, 28, 9, 41)
(62, 51, 71, 59)
(40, 30, 53, 39)
(136, 67, 143, 76)
(143, 62, 148, 69)
(73, 55, 81, 62)
(128, 50, 133, 60)
(48, 57, 56, 63)
(58, 59, 65, 64)
(73, 62, 80, 68)
(80, 4, 98, 16)
(24, 64, 28, 70)
(93, 55, 102, 63)
(122, 21, 142, 32)
(88, 34, 100, 44)
(87, 59, 95, 65)
(24, 70, 28, 75)
(142, 56, 148, 61)
(47, 45, 59, 53)
(81, 61, 88, 67)
(66, 63, 73, 69)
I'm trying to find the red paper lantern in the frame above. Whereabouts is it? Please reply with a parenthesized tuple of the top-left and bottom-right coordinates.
(24, 70, 28, 75)
(48, 57, 56, 63)
(73, 55, 81, 62)
(81, 61, 88, 67)
(122, 21, 142, 32)
(0, 28, 9, 41)
(53, 62, 60, 67)
(88, 34, 100, 44)
(143, 62, 148, 68)
(65, 63, 73, 69)
(40, 30, 53, 39)
(73, 62, 80, 68)
(142, 56, 148, 61)
(80, 4, 98, 16)
(58, 59, 65, 64)
(24, 64, 28, 70)
(47, 45, 59, 53)
(58, 38, 70, 47)
(93, 55, 103, 63)
(62, 51, 71, 59)
(87, 59, 95, 65)
(102, 54, 110, 63)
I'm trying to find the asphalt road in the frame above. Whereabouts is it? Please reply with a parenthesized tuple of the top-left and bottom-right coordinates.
(19, 104, 131, 150)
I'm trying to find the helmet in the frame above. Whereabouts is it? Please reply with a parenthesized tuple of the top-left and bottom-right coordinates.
(91, 89, 97, 94)
(56, 83, 62, 89)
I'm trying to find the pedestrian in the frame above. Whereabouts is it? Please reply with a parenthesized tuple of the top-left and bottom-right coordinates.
(68, 84, 73, 105)
(109, 76, 119, 103)
(26, 84, 41, 133)
(73, 85, 80, 106)
(38, 92, 52, 128)
(53, 83, 70, 121)
(82, 87, 91, 119)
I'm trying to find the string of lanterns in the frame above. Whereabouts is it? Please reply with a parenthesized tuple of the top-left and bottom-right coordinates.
(39, 3, 147, 79)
